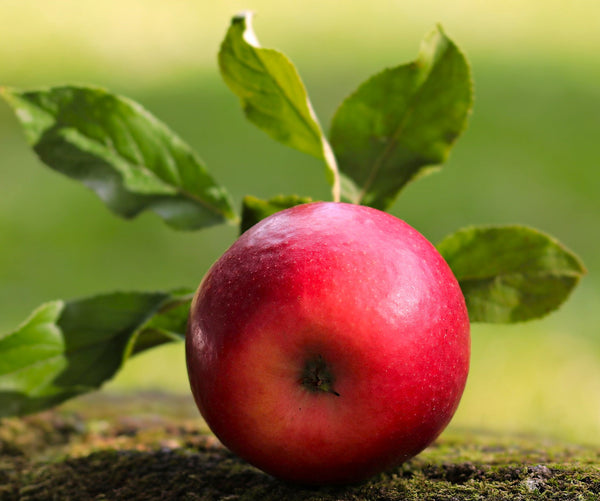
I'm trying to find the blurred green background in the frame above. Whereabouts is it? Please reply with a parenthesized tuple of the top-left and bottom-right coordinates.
(1, 1, 598, 445)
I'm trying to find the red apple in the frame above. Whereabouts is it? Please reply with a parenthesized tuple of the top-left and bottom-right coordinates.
(186, 202, 470, 485)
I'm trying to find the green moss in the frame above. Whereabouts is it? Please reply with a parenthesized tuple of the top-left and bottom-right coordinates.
(1, 393, 599, 500)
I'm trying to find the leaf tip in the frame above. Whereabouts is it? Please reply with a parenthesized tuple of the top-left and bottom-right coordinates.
(232, 10, 254, 23)
(230, 10, 260, 47)
(243, 12, 260, 47)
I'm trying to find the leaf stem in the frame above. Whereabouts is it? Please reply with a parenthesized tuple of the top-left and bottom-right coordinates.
(322, 139, 341, 203)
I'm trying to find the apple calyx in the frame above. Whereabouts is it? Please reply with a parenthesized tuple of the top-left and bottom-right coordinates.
(300, 355, 340, 397)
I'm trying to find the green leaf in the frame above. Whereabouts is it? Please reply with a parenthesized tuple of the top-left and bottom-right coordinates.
(330, 25, 473, 209)
(132, 289, 193, 355)
(437, 226, 586, 323)
(240, 194, 313, 234)
(219, 12, 340, 201)
(0, 85, 238, 230)
(0, 290, 191, 418)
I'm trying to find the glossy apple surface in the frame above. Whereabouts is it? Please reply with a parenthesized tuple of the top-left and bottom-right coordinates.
(186, 202, 470, 485)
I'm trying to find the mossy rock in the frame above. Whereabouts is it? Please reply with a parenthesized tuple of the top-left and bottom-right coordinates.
(1, 392, 598, 500)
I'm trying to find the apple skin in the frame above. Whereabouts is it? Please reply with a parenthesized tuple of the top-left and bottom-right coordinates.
(186, 202, 470, 485)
